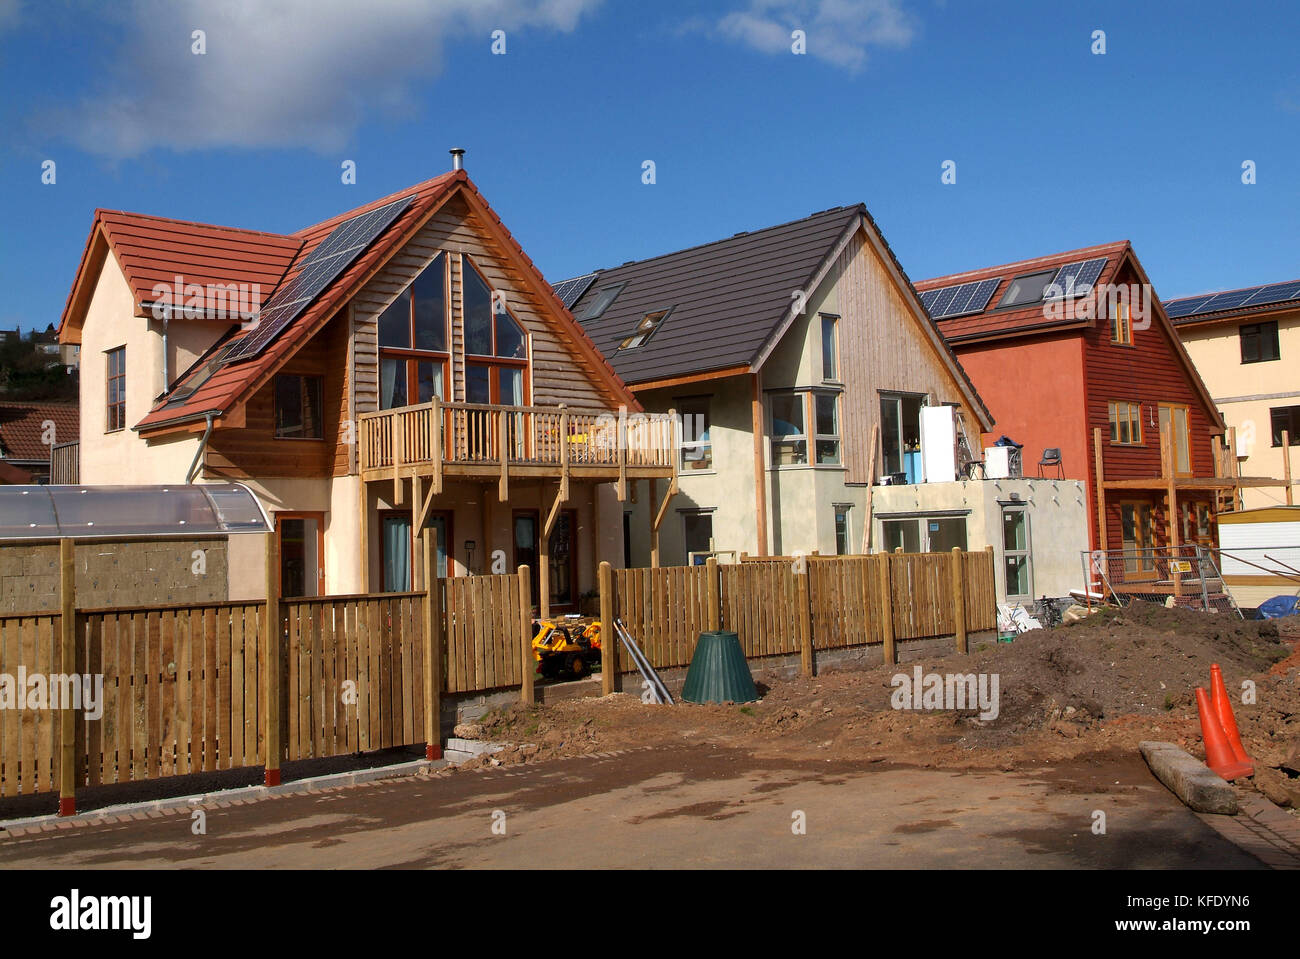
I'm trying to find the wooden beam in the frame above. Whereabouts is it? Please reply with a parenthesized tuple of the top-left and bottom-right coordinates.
(650, 476, 673, 569)
(519, 564, 535, 705)
(540, 484, 559, 620)
(393, 414, 404, 505)
(951, 547, 967, 655)
(599, 561, 616, 696)
(705, 556, 720, 632)
(861, 422, 879, 553)
(628, 364, 751, 393)
(263, 530, 282, 786)
(752, 373, 768, 556)
(423, 527, 443, 760)
(480, 485, 492, 576)
(878, 552, 895, 666)
(58, 538, 76, 816)
(358, 479, 370, 593)
(430, 396, 443, 495)
(1093, 427, 1107, 552)
(415, 479, 437, 535)
(498, 409, 510, 502)
(413, 474, 425, 589)
(616, 406, 627, 502)
(559, 405, 570, 504)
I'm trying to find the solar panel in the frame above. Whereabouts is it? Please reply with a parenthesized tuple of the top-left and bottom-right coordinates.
(1164, 295, 1214, 318)
(924, 276, 1003, 319)
(1242, 280, 1300, 308)
(1166, 279, 1300, 319)
(1050, 257, 1107, 297)
(552, 273, 598, 310)
(223, 195, 415, 363)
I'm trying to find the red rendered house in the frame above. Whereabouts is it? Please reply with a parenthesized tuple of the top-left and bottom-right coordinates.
(916, 242, 1233, 577)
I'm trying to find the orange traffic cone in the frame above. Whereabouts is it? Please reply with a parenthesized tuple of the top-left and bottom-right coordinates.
(1195, 687, 1253, 781)
(1209, 663, 1254, 772)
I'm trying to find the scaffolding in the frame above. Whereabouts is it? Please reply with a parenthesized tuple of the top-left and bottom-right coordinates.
(1083, 546, 1242, 618)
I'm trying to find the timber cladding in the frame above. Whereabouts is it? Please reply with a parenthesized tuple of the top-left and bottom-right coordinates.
(0, 539, 228, 614)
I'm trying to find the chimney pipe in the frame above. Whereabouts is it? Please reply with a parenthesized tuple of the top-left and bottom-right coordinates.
(450, 148, 465, 171)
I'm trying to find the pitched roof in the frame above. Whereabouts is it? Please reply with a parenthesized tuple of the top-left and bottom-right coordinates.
(558, 206, 864, 385)
(915, 241, 1131, 343)
(1166, 277, 1300, 328)
(60, 171, 639, 434)
(0, 402, 78, 463)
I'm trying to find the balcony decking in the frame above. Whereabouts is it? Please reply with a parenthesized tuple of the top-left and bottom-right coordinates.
(357, 399, 678, 496)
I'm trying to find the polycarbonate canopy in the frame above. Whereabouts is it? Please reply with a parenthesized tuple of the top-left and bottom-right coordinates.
(0, 484, 270, 539)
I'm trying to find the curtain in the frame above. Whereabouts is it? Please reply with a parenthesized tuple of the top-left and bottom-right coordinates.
(383, 516, 412, 591)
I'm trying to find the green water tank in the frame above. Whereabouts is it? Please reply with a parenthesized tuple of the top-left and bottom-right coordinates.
(681, 631, 758, 704)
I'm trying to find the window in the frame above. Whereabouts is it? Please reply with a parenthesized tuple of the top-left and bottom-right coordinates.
(998, 269, 1057, 309)
(274, 375, 323, 439)
(770, 393, 807, 465)
(1108, 400, 1143, 445)
(105, 346, 126, 431)
(463, 255, 530, 407)
(679, 396, 712, 470)
(880, 393, 924, 479)
(575, 283, 624, 322)
(1240, 320, 1280, 364)
(814, 392, 841, 465)
(880, 515, 967, 553)
(379, 252, 450, 410)
(1271, 406, 1300, 447)
(618, 308, 671, 350)
(1157, 404, 1191, 474)
(1110, 302, 1133, 345)
(1002, 506, 1032, 602)
(834, 505, 851, 555)
(1120, 502, 1156, 574)
(882, 518, 921, 553)
(682, 511, 714, 564)
(821, 314, 839, 380)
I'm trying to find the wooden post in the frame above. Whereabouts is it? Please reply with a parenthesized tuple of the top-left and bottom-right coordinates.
(752, 373, 768, 556)
(519, 565, 535, 705)
(878, 552, 896, 665)
(393, 413, 405, 505)
(423, 527, 443, 760)
(648, 478, 660, 568)
(358, 479, 370, 593)
(264, 530, 282, 786)
(1284, 430, 1294, 506)
(705, 556, 720, 632)
(861, 422, 880, 553)
(599, 561, 616, 696)
(58, 538, 76, 816)
(616, 407, 627, 502)
(951, 546, 967, 655)
(796, 565, 813, 677)
(430, 395, 443, 495)
(498, 409, 510, 502)
(1092, 427, 1108, 553)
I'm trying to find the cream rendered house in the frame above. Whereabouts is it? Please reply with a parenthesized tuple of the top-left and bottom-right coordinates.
(1169, 282, 1300, 511)
(57, 162, 675, 611)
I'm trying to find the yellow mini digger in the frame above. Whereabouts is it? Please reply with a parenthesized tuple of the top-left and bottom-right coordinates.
(532, 619, 602, 680)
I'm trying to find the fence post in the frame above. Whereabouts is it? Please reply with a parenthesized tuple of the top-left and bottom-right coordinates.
(423, 527, 443, 760)
(599, 561, 616, 696)
(796, 565, 813, 677)
(951, 546, 967, 655)
(264, 531, 282, 786)
(879, 552, 896, 665)
(519, 565, 535, 705)
(58, 537, 77, 816)
(705, 556, 720, 632)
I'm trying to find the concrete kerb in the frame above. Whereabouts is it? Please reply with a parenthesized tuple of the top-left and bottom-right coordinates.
(0, 757, 448, 837)
(1139, 740, 1239, 815)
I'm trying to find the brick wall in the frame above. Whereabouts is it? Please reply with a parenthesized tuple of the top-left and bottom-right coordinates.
(0, 538, 230, 613)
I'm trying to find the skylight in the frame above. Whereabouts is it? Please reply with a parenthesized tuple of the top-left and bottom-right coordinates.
(618, 308, 672, 350)
(998, 269, 1058, 309)
(577, 283, 625, 322)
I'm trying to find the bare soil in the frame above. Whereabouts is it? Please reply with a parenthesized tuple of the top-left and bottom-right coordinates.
(447, 604, 1300, 811)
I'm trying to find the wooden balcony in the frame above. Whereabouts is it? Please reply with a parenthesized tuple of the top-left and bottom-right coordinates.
(357, 399, 678, 497)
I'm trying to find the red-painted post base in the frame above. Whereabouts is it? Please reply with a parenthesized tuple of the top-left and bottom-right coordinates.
(58, 797, 75, 817)
(426, 744, 442, 761)
(264, 768, 281, 787)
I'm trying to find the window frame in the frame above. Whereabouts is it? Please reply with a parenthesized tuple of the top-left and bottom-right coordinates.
(1110, 301, 1133, 346)
(378, 252, 452, 410)
(575, 282, 625, 322)
(1157, 402, 1192, 476)
(1108, 400, 1144, 446)
(1270, 405, 1300, 447)
(1240, 320, 1280, 364)
(678, 395, 713, 472)
(618, 307, 673, 351)
(820, 313, 840, 381)
(997, 269, 1058, 310)
(681, 508, 715, 565)
(768, 391, 809, 466)
(834, 504, 852, 555)
(1001, 504, 1033, 603)
(1119, 501, 1157, 577)
(273, 373, 325, 440)
(105, 346, 126, 433)
(813, 390, 842, 466)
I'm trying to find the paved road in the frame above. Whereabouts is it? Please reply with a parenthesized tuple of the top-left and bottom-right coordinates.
(0, 747, 1266, 869)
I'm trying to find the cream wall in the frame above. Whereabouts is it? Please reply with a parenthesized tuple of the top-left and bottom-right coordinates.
(1179, 308, 1300, 509)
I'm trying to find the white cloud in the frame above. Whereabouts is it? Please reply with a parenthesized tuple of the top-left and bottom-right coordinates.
(37, 0, 601, 158)
(716, 0, 916, 71)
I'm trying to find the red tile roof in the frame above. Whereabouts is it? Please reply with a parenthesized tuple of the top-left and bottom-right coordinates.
(0, 402, 79, 463)
(916, 241, 1131, 343)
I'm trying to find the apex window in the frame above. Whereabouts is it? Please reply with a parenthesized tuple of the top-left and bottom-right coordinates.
(821, 314, 839, 380)
(379, 252, 450, 410)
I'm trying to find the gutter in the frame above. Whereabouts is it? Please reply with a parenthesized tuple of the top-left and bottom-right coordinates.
(185, 412, 217, 484)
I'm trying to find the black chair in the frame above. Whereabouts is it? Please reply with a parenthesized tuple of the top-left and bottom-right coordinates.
(1038, 447, 1064, 479)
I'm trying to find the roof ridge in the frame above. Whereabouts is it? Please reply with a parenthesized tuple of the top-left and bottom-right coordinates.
(563, 204, 864, 282)
(292, 170, 464, 239)
(95, 209, 297, 243)
(918, 240, 1130, 288)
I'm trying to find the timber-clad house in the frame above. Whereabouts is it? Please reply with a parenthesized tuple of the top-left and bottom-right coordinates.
(56, 163, 677, 612)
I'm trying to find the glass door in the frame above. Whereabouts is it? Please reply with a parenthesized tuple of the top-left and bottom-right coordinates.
(381, 513, 413, 592)
(278, 513, 324, 597)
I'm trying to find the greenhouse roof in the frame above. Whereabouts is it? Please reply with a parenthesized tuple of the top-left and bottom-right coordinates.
(0, 484, 270, 540)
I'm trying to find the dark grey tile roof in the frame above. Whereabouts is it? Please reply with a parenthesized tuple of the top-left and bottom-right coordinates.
(557, 206, 863, 385)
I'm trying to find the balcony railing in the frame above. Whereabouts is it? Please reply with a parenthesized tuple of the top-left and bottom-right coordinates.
(357, 400, 678, 486)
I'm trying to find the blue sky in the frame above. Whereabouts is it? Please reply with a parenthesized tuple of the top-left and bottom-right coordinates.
(1, 0, 1297, 333)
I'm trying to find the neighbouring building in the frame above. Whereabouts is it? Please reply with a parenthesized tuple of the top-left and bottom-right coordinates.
(0, 401, 78, 484)
(556, 205, 1082, 601)
(916, 242, 1287, 602)
(1168, 279, 1300, 511)
(55, 158, 675, 611)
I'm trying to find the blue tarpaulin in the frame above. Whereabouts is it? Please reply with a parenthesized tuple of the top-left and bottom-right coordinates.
(1255, 595, 1300, 620)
